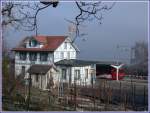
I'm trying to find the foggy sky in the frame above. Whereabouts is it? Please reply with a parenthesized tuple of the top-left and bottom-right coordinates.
(4, 1, 148, 63)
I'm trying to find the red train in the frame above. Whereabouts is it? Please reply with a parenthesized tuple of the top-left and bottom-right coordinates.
(96, 64, 126, 80)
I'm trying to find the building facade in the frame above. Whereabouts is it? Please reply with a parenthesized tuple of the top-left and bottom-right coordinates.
(12, 35, 96, 90)
(13, 36, 77, 77)
(56, 59, 96, 86)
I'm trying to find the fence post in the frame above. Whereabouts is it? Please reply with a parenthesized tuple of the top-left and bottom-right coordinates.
(119, 81, 122, 103)
(131, 79, 134, 108)
(143, 85, 146, 110)
(74, 79, 77, 111)
(134, 85, 136, 110)
(99, 84, 101, 111)
(124, 93, 127, 111)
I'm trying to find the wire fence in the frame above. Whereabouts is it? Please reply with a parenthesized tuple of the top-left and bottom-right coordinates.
(57, 79, 148, 111)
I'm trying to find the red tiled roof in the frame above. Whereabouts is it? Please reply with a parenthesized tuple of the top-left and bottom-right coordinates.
(34, 35, 47, 43)
(12, 35, 67, 52)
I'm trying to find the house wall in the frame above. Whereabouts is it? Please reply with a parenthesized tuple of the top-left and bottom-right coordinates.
(31, 74, 46, 89)
(31, 68, 58, 90)
(71, 65, 96, 85)
(54, 38, 77, 62)
(14, 51, 53, 76)
(56, 64, 96, 86)
(28, 64, 96, 90)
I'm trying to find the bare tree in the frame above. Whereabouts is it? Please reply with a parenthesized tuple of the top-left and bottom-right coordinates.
(130, 41, 148, 76)
(70, 1, 115, 42)
(2, 1, 115, 42)
(2, 2, 54, 33)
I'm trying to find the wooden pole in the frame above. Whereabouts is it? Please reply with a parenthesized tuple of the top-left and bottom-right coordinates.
(74, 77, 77, 110)
(124, 93, 127, 111)
(27, 72, 31, 110)
(120, 81, 122, 103)
(134, 85, 136, 109)
(143, 85, 146, 110)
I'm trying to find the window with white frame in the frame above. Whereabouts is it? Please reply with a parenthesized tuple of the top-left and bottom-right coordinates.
(20, 52, 26, 60)
(85, 69, 88, 79)
(62, 69, 67, 80)
(60, 52, 64, 59)
(91, 72, 95, 85)
(29, 40, 37, 47)
(29, 52, 37, 61)
(64, 42, 67, 49)
(91, 64, 95, 68)
(40, 52, 48, 61)
(67, 52, 70, 59)
(75, 69, 80, 80)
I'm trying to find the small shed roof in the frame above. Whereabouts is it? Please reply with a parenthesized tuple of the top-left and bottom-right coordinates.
(27, 64, 53, 75)
(55, 59, 96, 67)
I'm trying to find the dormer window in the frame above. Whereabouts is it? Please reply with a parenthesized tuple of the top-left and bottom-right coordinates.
(29, 40, 37, 47)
